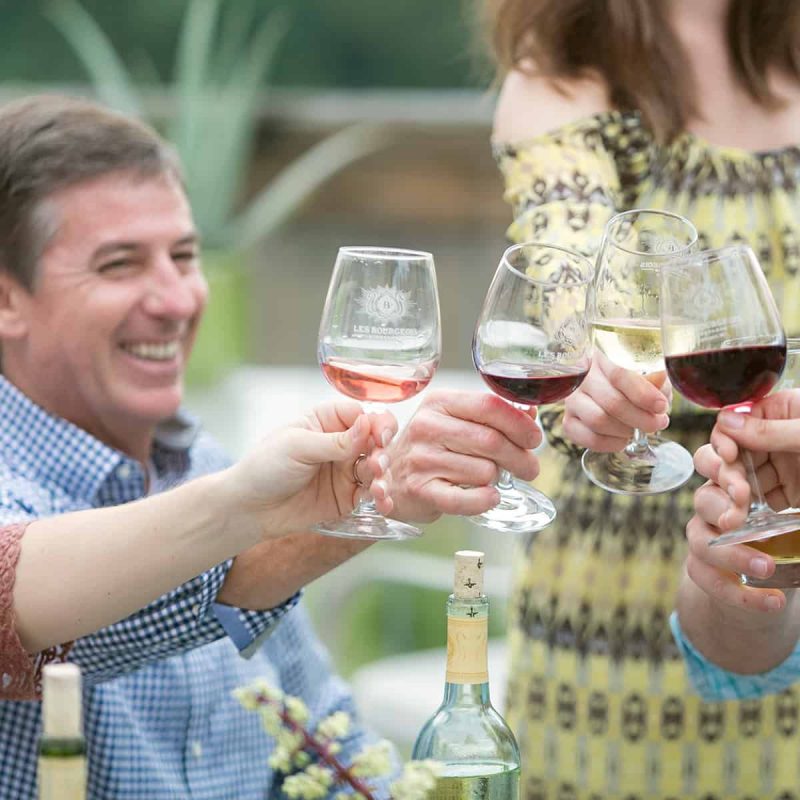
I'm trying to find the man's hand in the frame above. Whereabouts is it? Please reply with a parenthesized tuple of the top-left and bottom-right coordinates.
(386, 390, 541, 523)
(562, 350, 671, 451)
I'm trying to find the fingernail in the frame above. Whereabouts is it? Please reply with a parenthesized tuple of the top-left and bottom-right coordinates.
(765, 595, 783, 611)
(381, 429, 394, 447)
(656, 414, 670, 430)
(373, 479, 388, 497)
(377, 454, 389, 472)
(719, 410, 745, 429)
(349, 417, 365, 440)
(749, 556, 770, 578)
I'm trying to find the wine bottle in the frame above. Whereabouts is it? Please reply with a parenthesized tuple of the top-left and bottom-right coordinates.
(39, 663, 86, 800)
(412, 550, 520, 799)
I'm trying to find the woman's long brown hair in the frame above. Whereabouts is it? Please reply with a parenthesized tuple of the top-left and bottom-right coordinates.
(485, 0, 800, 142)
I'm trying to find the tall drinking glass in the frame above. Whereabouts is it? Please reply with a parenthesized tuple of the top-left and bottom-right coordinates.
(582, 209, 698, 494)
(470, 242, 593, 534)
(316, 246, 441, 540)
(659, 244, 800, 563)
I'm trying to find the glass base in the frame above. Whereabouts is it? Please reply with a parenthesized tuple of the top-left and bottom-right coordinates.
(312, 512, 422, 541)
(709, 511, 800, 549)
(581, 436, 694, 495)
(469, 481, 556, 534)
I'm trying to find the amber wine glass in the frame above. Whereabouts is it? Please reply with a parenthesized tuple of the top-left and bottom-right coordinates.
(470, 242, 593, 534)
(316, 246, 441, 540)
(581, 209, 698, 495)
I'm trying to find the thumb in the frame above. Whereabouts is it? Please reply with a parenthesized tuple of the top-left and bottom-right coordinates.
(291, 414, 369, 467)
(718, 409, 800, 453)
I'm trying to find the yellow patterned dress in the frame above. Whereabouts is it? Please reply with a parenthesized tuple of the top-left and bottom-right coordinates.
(494, 110, 800, 800)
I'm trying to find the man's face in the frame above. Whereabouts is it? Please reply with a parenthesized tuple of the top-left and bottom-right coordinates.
(4, 170, 208, 449)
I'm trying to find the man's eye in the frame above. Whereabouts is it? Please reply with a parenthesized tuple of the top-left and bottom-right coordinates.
(98, 260, 133, 273)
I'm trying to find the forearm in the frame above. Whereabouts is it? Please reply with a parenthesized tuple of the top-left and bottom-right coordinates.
(14, 471, 257, 653)
(677, 569, 800, 673)
(217, 532, 371, 610)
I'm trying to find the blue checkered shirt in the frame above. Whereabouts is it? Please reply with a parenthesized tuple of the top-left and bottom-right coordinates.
(671, 610, 800, 700)
(0, 377, 388, 799)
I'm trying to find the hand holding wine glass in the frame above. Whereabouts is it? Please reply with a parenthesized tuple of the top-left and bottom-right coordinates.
(581, 208, 698, 495)
(660, 243, 800, 563)
(470, 242, 593, 534)
(316, 246, 441, 540)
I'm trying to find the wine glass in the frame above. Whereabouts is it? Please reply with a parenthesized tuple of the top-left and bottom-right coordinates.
(470, 242, 593, 534)
(316, 246, 441, 540)
(659, 244, 800, 564)
(581, 208, 698, 495)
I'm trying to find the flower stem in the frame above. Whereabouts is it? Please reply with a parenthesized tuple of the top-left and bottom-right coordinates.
(257, 692, 377, 799)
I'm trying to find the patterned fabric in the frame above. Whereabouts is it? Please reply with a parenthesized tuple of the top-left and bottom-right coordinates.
(670, 611, 800, 702)
(0, 377, 386, 799)
(495, 110, 800, 799)
(0, 522, 73, 700)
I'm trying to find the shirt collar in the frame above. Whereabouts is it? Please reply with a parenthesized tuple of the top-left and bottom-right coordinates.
(0, 376, 200, 503)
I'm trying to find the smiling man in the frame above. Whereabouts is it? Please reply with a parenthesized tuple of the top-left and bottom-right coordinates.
(0, 94, 543, 799)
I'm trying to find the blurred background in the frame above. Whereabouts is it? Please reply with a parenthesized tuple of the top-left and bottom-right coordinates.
(2, 0, 520, 752)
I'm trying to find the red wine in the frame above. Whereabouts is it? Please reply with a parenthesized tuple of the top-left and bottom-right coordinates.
(665, 344, 786, 408)
(477, 361, 589, 405)
(321, 358, 436, 402)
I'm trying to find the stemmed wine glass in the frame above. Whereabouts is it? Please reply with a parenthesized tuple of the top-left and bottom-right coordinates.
(659, 243, 800, 556)
(471, 242, 593, 534)
(316, 246, 441, 540)
(582, 209, 698, 495)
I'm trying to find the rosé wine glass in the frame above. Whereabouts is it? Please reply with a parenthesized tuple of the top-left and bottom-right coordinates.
(315, 246, 441, 541)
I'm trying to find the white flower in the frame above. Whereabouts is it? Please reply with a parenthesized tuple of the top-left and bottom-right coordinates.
(350, 740, 393, 778)
(316, 711, 351, 740)
(390, 760, 441, 800)
(285, 696, 311, 725)
(282, 766, 334, 799)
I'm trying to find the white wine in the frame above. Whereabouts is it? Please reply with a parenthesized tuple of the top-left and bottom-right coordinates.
(38, 663, 86, 800)
(428, 762, 520, 800)
(592, 318, 664, 374)
(412, 551, 520, 800)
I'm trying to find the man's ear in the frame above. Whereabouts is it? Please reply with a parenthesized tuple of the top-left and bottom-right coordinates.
(0, 271, 31, 339)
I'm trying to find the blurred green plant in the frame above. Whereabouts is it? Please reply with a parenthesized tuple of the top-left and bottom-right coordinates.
(46, 0, 388, 251)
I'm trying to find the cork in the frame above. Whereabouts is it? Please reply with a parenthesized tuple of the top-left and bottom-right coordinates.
(42, 663, 82, 738)
(453, 550, 485, 599)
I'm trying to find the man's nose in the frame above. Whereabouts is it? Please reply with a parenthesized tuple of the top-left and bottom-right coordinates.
(144, 263, 206, 319)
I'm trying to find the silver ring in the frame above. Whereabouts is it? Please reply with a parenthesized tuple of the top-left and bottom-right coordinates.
(352, 453, 368, 487)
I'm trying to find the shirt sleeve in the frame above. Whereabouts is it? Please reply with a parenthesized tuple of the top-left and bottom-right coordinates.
(264, 605, 399, 799)
(494, 120, 623, 456)
(670, 609, 800, 700)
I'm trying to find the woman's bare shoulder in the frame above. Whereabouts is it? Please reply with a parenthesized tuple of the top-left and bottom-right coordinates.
(493, 67, 612, 144)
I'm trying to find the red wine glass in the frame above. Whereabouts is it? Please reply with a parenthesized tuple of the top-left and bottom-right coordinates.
(316, 246, 441, 540)
(659, 243, 800, 551)
(470, 242, 593, 534)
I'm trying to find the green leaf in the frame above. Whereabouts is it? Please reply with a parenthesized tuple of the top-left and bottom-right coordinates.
(44, 0, 141, 115)
(229, 123, 391, 252)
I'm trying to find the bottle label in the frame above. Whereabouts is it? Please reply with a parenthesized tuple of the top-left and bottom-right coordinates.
(446, 615, 488, 684)
(38, 757, 86, 799)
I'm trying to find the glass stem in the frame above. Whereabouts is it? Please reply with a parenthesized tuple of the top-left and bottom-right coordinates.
(741, 447, 772, 517)
(351, 399, 383, 517)
(625, 428, 651, 456)
(496, 469, 514, 492)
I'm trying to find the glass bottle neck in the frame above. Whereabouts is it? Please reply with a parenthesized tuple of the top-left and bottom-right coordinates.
(443, 592, 490, 705)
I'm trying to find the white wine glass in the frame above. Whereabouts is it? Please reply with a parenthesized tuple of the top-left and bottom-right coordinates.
(316, 246, 441, 541)
(471, 242, 593, 534)
(582, 208, 698, 494)
(660, 244, 800, 566)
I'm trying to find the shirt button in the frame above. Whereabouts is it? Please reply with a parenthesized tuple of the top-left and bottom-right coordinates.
(192, 605, 201, 617)
(191, 741, 203, 758)
(117, 463, 133, 480)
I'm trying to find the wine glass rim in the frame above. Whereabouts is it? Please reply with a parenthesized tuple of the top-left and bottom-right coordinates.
(605, 208, 699, 257)
(338, 245, 433, 261)
(501, 241, 594, 286)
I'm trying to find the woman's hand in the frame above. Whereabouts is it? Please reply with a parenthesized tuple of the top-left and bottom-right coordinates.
(224, 400, 398, 538)
(562, 350, 671, 451)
